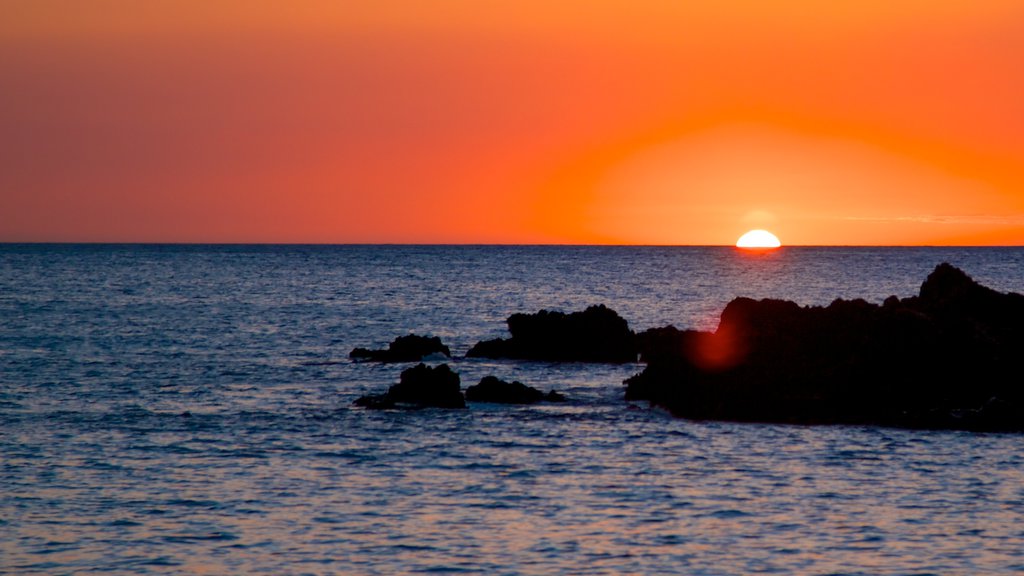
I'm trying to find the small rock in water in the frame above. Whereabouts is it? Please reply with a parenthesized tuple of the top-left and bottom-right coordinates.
(350, 334, 451, 363)
(466, 376, 546, 404)
(544, 389, 567, 402)
(354, 363, 465, 409)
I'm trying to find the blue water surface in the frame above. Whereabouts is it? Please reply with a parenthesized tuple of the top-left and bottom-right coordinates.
(2, 245, 1023, 574)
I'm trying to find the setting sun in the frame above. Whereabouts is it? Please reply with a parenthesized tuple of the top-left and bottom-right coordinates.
(736, 229, 782, 249)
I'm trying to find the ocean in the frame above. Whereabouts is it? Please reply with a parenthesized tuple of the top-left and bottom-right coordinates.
(2, 244, 1023, 575)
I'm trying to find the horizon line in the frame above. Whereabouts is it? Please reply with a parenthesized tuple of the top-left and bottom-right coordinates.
(2, 241, 1023, 248)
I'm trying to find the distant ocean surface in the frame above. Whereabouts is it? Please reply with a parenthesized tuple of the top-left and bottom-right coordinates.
(3, 244, 1024, 575)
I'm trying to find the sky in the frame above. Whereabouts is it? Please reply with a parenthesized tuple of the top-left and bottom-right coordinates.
(2, 1, 1023, 245)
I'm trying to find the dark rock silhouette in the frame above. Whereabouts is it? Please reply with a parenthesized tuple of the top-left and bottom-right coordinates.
(467, 304, 637, 363)
(465, 375, 567, 404)
(350, 334, 451, 362)
(626, 263, 1024, 431)
(636, 325, 693, 363)
(544, 389, 568, 402)
(354, 363, 465, 409)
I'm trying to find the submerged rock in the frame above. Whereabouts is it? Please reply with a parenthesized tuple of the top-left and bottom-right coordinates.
(350, 334, 451, 363)
(352, 393, 394, 410)
(626, 263, 1024, 431)
(354, 363, 465, 409)
(465, 376, 566, 404)
(467, 304, 637, 363)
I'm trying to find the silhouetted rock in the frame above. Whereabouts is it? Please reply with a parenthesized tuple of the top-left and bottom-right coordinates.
(636, 325, 700, 363)
(354, 363, 465, 409)
(465, 375, 566, 404)
(350, 334, 451, 362)
(544, 389, 568, 402)
(626, 263, 1024, 431)
(467, 304, 637, 363)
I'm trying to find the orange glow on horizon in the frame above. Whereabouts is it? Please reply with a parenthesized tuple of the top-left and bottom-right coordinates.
(2, 1, 1023, 245)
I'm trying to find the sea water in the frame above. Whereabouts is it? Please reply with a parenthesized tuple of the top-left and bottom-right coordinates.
(2, 245, 1023, 575)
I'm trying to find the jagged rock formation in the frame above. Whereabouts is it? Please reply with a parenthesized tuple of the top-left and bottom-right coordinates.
(626, 263, 1024, 431)
(467, 304, 637, 363)
(465, 376, 566, 404)
(350, 334, 451, 362)
(354, 363, 465, 409)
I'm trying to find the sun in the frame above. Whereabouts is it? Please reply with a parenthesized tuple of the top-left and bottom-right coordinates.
(736, 229, 782, 249)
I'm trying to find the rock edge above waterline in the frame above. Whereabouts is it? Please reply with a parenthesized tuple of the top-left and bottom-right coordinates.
(350, 334, 451, 363)
(354, 363, 465, 409)
(354, 365, 567, 409)
(467, 304, 637, 363)
(465, 376, 567, 404)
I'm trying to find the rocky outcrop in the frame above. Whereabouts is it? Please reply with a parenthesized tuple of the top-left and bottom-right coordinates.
(354, 363, 465, 409)
(626, 264, 1024, 431)
(636, 325, 693, 363)
(465, 376, 566, 404)
(467, 304, 637, 363)
(350, 334, 451, 362)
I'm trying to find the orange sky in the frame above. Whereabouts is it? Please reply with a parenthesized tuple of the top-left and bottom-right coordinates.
(2, 1, 1023, 245)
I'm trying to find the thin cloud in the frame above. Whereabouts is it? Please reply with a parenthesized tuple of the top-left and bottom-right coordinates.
(842, 215, 1024, 226)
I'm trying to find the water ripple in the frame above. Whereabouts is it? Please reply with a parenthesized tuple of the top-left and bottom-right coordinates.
(3, 245, 1024, 574)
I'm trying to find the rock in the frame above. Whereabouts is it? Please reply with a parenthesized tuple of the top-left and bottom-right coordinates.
(467, 304, 637, 363)
(389, 363, 464, 408)
(350, 334, 451, 362)
(626, 263, 1024, 431)
(636, 325, 701, 363)
(544, 389, 567, 402)
(465, 375, 558, 404)
(353, 363, 465, 409)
